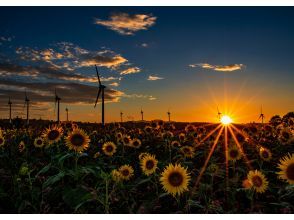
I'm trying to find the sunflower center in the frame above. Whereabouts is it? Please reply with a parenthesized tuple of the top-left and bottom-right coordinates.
(286, 163, 294, 180)
(37, 140, 42, 145)
(124, 138, 129, 143)
(168, 171, 184, 187)
(106, 145, 113, 152)
(261, 151, 269, 158)
(121, 169, 130, 176)
(173, 142, 179, 147)
(146, 160, 154, 170)
(229, 149, 239, 158)
(133, 141, 139, 146)
(48, 130, 60, 140)
(183, 148, 190, 154)
(282, 131, 290, 139)
(71, 134, 85, 146)
(252, 175, 263, 187)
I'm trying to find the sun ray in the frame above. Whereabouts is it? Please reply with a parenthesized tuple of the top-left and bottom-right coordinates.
(196, 123, 222, 146)
(230, 124, 260, 150)
(228, 126, 253, 170)
(224, 126, 229, 191)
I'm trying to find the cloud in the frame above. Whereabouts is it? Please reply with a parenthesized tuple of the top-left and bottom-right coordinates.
(141, 43, 148, 48)
(147, 75, 164, 81)
(120, 67, 141, 75)
(122, 93, 156, 101)
(95, 12, 157, 35)
(109, 82, 119, 87)
(79, 54, 127, 68)
(189, 63, 244, 72)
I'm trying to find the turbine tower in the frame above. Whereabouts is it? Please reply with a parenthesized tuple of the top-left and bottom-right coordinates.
(55, 89, 61, 123)
(217, 107, 222, 121)
(167, 110, 171, 122)
(120, 111, 123, 123)
(140, 108, 144, 121)
(65, 107, 69, 121)
(24, 91, 30, 125)
(259, 106, 265, 124)
(94, 65, 106, 127)
(8, 97, 12, 123)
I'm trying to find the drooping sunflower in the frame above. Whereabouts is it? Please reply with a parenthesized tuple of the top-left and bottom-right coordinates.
(131, 138, 141, 148)
(259, 147, 272, 161)
(247, 170, 268, 193)
(102, 142, 117, 156)
(277, 153, 294, 184)
(34, 137, 44, 148)
(171, 140, 181, 148)
(65, 128, 90, 152)
(178, 133, 186, 142)
(160, 163, 191, 197)
(42, 125, 63, 145)
(0, 135, 5, 147)
(111, 169, 122, 182)
(180, 146, 195, 158)
(18, 141, 26, 153)
(118, 165, 134, 181)
(140, 154, 158, 176)
(122, 135, 131, 146)
(228, 145, 242, 162)
(138, 152, 150, 161)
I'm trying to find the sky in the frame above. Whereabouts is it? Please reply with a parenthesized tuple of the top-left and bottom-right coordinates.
(0, 7, 293, 123)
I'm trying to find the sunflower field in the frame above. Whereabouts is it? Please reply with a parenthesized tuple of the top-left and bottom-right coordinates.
(0, 113, 293, 214)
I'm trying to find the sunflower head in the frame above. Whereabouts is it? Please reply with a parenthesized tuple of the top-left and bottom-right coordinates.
(247, 170, 268, 193)
(102, 142, 117, 156)
(34, 137, 44, 148)
(259, 147, 272, 161)
(111, 169, 122, 182)
(144, 126, 153, 133)
(277, 153, 294, 184)
(115, 132, 123, 140)
(160, 163, 191, 197)
(228, 145, 241, 162)
(185, 124, 196, 133)
(171, 140, 181, 148)
(140, 154, 158, 176)
(122, 135, 131, 146)
(180, 146, 195, 158)
(138, 152, 150, 161)
(42, 125, 63, 145)
(131, 138, 141, 148)
(118, 165, 134, 181)
(65, 128, 90, 152)
(179, 133, 185, 142)
(0, 135, 5, 147)
(18, 141, 26, 153)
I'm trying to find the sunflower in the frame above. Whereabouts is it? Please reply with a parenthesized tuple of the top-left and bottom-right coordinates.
(140, 154, 158, 176)
(247, 170, 268, 193)
(118, 165, 134, 181)
(162, 131, 174, 139)
(171, 140, 181, 148)
(111, 169, 122, 182)
(185, 124, 196, 133)
(34, 137, 44, 148)
(277, 153, 294, 184)
(131, 138, 141, 148)
(42, 125, 63, 145)
(0, 135, 5, 147)
(279, 128, 292, 144)
(93, 152, 101, 158)
(179, 133, 185, 142)
(115, 132, 123, 140)
(122, 135, 131, 146)
(65, 128, 90, 152)
(180, 146, 195, 158)
(18, 141, 26, 153)
(228, 145, 241, 162)
(102, 142, 117, 156)
(138, 152, 150, 161)
(144, 126, 153, 133)
(160, 164, 191, 196)
(242, 178, 252, 189)
(259, 147, 272, 161)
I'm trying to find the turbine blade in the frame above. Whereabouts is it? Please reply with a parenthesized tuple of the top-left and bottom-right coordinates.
(94, 88, 102, 108)
(95, 65, 101, 85)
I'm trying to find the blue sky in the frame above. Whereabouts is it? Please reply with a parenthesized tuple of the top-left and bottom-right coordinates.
(0, 7, 293, 122)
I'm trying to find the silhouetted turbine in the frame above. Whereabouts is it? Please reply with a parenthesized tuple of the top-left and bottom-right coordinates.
(94, 65, 106, 127)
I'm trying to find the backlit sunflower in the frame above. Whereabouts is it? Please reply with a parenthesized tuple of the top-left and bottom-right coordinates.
(102, 142, 117, 156)
(131, 138, 141, 148)
(185, 124, 196, 133)
(277, 153, 294, 184)
(118, 165, 134, 181)
(228, 145, 241, 162)
(115, 132, 123, 140)
(65, 128, 90, 152)
(34, 137, 44, 148)
(42, 125, 63, 145)
(144, 126, 153, 133)
(259, 147, 272, 161)
(160, 164, 191, 196)
(122, 135, 131, 146)
(0, 135, 5, 147)
(178, 133, 185, 142)
(140, 154, 158, 176)
(18, 141, 26, 153)
(279, 128, 293, 144)
(111, 169, 122, 182)
(171, 140, 181, 148)
(247, 170, 268, 193)
(180, 146, 195, 158)
(138, 152, 150, 160)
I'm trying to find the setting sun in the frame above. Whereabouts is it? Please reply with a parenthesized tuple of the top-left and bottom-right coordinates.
(220, 115, 233, 125)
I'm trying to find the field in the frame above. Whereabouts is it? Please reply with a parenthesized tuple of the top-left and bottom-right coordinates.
(0, 113, 293, 214)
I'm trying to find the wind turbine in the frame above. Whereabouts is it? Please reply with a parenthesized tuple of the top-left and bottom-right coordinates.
(24, 91, 30, 125)
(217, 106, 222, 121)
(167, 109, 171, 122)
(54, 89, 61, 123)
(8, 97, 12, 123)
(94, 65, 106, 127)
(259, 106, 265, 124)
(120, 111, 123, 123)
(140, 108, 144, 121)
(65, 107, 69, 121)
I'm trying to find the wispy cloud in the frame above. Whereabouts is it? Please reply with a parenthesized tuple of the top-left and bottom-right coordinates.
(147, 75, 164, 81)
(109, 82, 119, 87)
(120, 67, 141, 75)
(189, 63, 244, 72)
(141, 43, 148, 48)
(122, 93, 156, 101)
(95, 12, 157, 35)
